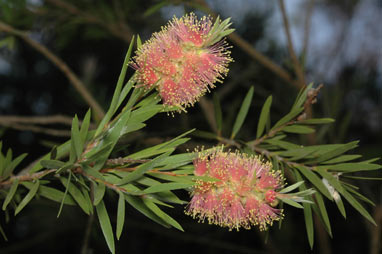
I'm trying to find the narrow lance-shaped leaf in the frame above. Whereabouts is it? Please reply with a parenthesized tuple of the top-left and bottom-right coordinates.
(96, 200, 115, 254)
(271, 107, 304, 130)
(15, 180, 40, 215)
(256, 95, 272, 138)
(116, 191, 125, 240)
(80, 109, 91, 144)
(95, 38, 135, 137)
(143, 198, 184, 231)
(57, 171, 72, 218)
(314, 192, 332, 237)
(143, 182, 193, 194)
(2, 153, 28, 179)
(93, 182, 106, 206)
(59, 176, 91, 215)
(70, 115, 83, 161)
(282, 125, 315, 134)
(231, 86, 254, 139)
(2, 179, 19, 210)
(125, 195, 170, 228)
(295, 166, 333, 200)
(22, 182, 76, 206)
(295, 171, 314, 249)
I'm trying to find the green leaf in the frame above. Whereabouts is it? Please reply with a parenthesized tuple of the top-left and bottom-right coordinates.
(306, 141, 359, 164)
(271, 107, 304, 130)
(341, 188, 376, 225)
(116, 191, 125, 240)
(125, 195, 170, 228)
(231, 86, 254, 139)
(96, 201, 115, 254)
(314, 192, 332, 237)
(82, 164, 105, 181)
(321, 155, 362, 164)
(213, 93, 223, 134)
(30, 139, 72, 173)
(297, 118, 335, 124)
(279, 197, 303, 209)
(295, 166, 333, 200)
(117, 152, 171, 185)
(95, 38, 135, 137)
(265, 139, 300, 150)
(143, 198, 184, 231)
(80, 109, 91, 144)
(318, 163, 382, 173)
(156, 153, 196, 170)
(130, 105, 162, 123)
(2, 153, 28, 179)
(282, 125, 315, 134)
(40, 159, 65, 169)
(137, 35, 142, 49)
(256, 95, 272, 138)
(295, 171, 314, 249)
(143, 183, 193, 194)
(71, 115, 83, 160)
(93, 182, 106, 206)
(128, 129, 194, 159)
(15, 180, 39, 215)
(2, 179, 19, 210)
(292, 83, 313, 110)
(57, 172, 71, 217)
(116, 78, 135, 110)
(344, 184, 375, 206)
(279, 181, 304, 194)
(22, 183, 76, 206)
(59, 177, 91, 215)
(303, 201, 314, 249)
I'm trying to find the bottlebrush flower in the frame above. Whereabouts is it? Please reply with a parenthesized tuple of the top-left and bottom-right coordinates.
(131, 13, 233, 110)
(186, 147, 284, 231)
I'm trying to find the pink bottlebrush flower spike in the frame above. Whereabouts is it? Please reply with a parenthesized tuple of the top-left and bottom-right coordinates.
(131, 13, 233, 110)
(186, 147, 284, 231)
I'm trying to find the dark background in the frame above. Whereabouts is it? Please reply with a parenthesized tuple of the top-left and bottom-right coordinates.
(0, 0, 381, 253)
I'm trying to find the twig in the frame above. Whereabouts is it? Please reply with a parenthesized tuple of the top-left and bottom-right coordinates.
(44, 0, 133, 43)
(0, 114, 95, 127)
(0, 21, 105, 121)
(371, 204, 382, 254)
(278, 0, 305, 87)
(302, 0, 316, 58)
(0, 169, 56, 188)
(0, 122, 71, 137)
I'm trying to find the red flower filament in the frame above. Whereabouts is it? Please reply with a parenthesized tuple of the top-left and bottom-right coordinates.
(186, 148, 284, 231)
(131, 13, 232, 110)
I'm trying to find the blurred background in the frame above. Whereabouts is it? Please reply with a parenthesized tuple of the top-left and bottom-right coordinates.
(0, 0, 381, 253)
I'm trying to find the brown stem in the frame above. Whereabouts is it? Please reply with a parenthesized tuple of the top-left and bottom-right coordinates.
(302, 0, 316, 58)
(278, 0, 305, 87)
(0, 169, 56, 188)
(0, 21, 105, 121)
(0, 114, 96, 127)
(0, 122, 71, 137)
(370, 205, 382, 254)
(45, 0, 133, 43)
